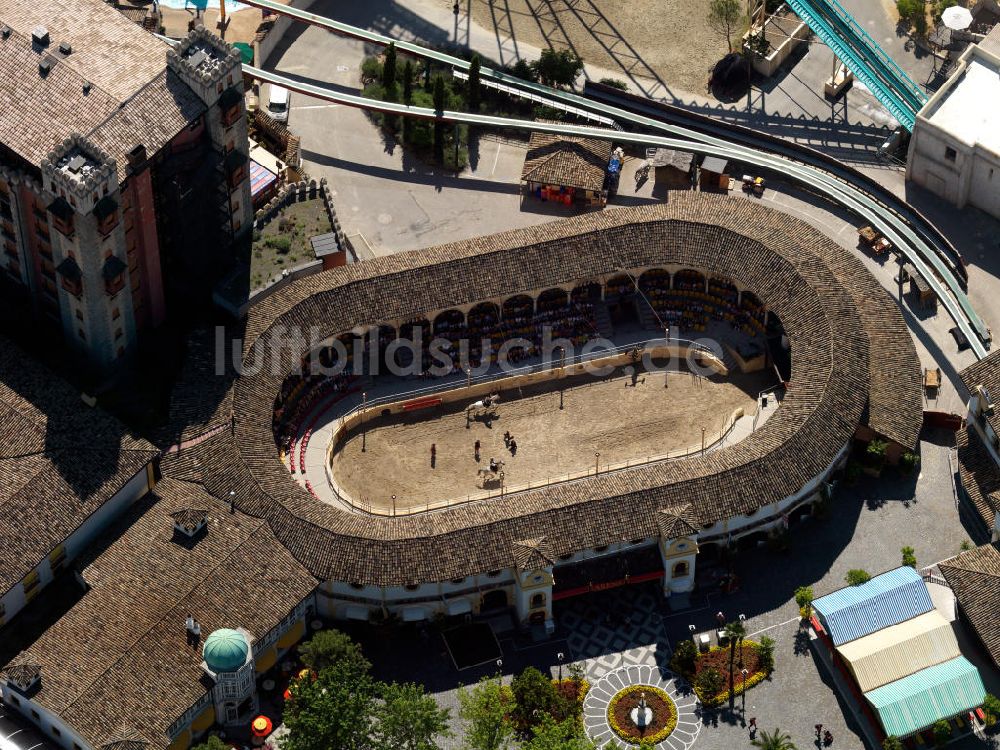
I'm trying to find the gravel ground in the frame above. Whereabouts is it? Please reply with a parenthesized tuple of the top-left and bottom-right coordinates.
(443, 0, 732, 95)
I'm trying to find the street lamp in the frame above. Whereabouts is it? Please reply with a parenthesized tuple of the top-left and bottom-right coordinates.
(229, 490, 236, 514)
(741, 668, 749, 722)
(557, 651, 564, 682)
(361, 391, 368, 452)
(496, 658, 503, 683)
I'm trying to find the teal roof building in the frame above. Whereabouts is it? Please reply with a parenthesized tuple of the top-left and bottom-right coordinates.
(203, 628, 250, 673)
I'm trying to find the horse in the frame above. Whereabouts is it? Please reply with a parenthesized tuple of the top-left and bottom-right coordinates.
(467, 394, 500, 416)
(477, 460, 505, 481)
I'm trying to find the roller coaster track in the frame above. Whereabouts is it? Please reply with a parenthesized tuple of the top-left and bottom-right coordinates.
(234, 0, 988, 357)
(783, 0, 927, 131)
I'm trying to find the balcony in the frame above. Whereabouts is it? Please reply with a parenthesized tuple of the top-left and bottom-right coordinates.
(47, 196, 75, 238)
(56, 256, 83, 298)
(102, 255, 127, 297)
(94, 196, 119, 237)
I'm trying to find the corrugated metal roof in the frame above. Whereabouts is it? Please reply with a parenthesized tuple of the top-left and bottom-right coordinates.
(813, 567, 933, 645)
(838, 610, 960, 692)
(865, 656, 986, 737)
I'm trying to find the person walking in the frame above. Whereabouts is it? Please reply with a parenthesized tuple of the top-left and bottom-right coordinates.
(431, 443, 437, 467)
(474, 439, 481, 461)
(509, 438, 517, 456)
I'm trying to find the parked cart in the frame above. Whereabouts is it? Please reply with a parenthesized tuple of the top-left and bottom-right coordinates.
(858, 225, 892, 256)
(741, 174, 766, 196)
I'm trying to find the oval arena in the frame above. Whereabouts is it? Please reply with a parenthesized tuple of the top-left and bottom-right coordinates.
(202, 194, 922, 631)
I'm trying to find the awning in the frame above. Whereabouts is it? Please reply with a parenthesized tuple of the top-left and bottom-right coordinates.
(345, 605, 370, 621)
(446, 598, 472, 616)
(402, 607, 427, 622)
(250, 160, 277, 202)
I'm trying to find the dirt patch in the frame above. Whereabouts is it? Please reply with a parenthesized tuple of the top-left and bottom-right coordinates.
(448, 0, 736, 97)
(331, 366, 769, 512)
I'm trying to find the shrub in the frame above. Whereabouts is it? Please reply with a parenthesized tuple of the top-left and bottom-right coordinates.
(846, 569, 872, 586)
(669, 640, 698, 678)
(694, 667, 725, 707)
(983, 693, 1000, 725)
(866, 439, 888, 464)
(845, 460, 862, 485)
(960, 540, 973, 552)
(932, 718, 951, 747)
(897, 0, 927, 33)
(512, 666, 559, 730)
(599, 77, 629, 91)
(361, 56, 382, 83)
(901, 546, 917, 568)
(532, 48, 584, 88)
(508, 58, 538, 82)
(757, 636, 775, 674)
(264, 236, 292, 253)
(794, 585, 814, 610)
(882, 736, 904, 750)
(900, 451, 920, 475)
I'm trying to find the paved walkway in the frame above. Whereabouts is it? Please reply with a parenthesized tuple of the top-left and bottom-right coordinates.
(583, 665, 702, 750)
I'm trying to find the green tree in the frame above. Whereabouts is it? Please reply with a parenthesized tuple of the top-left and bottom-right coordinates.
(695, 666, 725, 706)
(403, 60, 414, 105)
(468, 54, 482, 112)
(669, 639, 698, 678)
(283, 659, 377, 750)
(432, 75, 446, 163)
(523, 715, 597, 750)
(794, 585, 814, 618)
(845, 569, 872, 586)
(757, 635, 775, 674)
(882, 736, 904, 750)
(298, 628, 370, 674)
(724, 619, 747, 707)
(932, 718, 951, 747)
(897, 0, 927, 33)
(509, 58, 538, 82)
(374, 681, 451, 750)
(983, 693, 1000, 725)
(901, 546, 917, 568)
(457, 676, 517, 750)
(191, 738, 230, 750)
(531, 48, 584, 88)
(382, 42, 397, 89)
(598, 77, 628, 91)
(512, 666, 559, 730)
(708, 0, 743, 53)
(751, 728, 797, 750)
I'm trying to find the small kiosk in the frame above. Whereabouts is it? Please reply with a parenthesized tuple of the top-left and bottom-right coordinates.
(521, 131, 613, 209)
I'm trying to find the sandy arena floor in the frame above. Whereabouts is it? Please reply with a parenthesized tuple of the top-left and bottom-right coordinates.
(331, 367, 770, 512)
(447, 0, 728, 97)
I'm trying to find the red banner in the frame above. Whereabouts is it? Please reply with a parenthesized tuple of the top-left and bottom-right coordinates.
(552, 569, 663, 601)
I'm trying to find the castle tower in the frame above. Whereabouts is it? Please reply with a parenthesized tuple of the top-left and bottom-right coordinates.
(202, 628, 258, 727)
(39, 135, 136, 371)
(167, 28, 253, 243)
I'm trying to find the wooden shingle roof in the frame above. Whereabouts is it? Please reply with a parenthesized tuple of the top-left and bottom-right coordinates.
(939, 543, 1000, 668)
(164, 195, 921, 588)
(4, 478, 317, 749)
(520, 131, 611, 192)
(0, 336, 157, 596)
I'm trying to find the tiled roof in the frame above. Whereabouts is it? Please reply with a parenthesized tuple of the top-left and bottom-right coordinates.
(4, 478, 317, 750)
(512, 537, 554, 572)
(939, 542, 1000, 668)
(954, 427, 1000, 533)
(0, 0, 203, 179)
(0, 335, 157, 596)
(656, 504, 700, 540)
(164, 195, 921, 588)
(520, 131, 611, 192)
(960, 351, 1000, 439)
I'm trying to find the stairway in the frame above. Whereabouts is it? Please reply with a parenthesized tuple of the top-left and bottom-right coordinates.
(636, 298, 658, 333)
(593, 301, 614, 339)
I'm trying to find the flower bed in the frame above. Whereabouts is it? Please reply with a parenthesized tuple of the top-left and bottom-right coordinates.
(692, 641, 768, 706)
(607, 684, 677, 745)
(554, 677, 590, 704)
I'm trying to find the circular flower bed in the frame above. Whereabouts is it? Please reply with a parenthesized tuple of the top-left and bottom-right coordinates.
(607, 684, 677, 745)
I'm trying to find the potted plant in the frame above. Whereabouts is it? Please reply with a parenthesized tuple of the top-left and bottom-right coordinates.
(864, 439, 888, 477)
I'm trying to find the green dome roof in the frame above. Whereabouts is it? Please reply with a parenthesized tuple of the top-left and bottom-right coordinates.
(203, 628, 249, 673)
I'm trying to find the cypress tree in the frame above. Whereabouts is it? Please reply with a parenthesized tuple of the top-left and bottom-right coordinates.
(468, 54, 481, 112)
(432, 75, 446, 163)
(381, 43, 397, 89)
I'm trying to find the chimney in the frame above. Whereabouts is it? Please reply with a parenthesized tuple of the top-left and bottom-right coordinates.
(31, 25, 49, 47)
(126, 144, 148, 172)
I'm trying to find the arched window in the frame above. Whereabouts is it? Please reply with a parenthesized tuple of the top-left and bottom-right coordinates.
(530, 592, 546, 609)
(672, 561, 689, 579)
